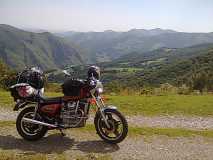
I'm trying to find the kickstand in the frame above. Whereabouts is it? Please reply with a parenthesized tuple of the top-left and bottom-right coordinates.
(59, 129, 66, 137)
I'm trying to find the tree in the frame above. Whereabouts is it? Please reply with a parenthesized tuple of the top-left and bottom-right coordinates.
(0, 60, 16, 89)
(189, 71, 208, 93)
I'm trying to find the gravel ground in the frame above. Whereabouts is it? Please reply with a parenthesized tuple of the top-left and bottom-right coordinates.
(0, 108, 18, 121)
(0, 107, 213, 159)
(126, 115, 213, 130)
(1, 107, 213, 130)
(0, 125, 212, 160)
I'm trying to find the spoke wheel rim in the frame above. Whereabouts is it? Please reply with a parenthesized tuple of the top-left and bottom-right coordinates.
(97, 112, 123, 140)
(20, 111, 43, 136)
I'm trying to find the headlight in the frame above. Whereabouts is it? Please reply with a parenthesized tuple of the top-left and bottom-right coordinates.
(97, 87, 103, 93)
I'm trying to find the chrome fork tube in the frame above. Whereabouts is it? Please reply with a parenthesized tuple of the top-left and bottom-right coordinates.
(92, 95, 110, 128)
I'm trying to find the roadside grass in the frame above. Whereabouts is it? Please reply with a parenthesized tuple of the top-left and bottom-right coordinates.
(0, 121, 14, 127)
(1, 91, 213, 116)
(0, 151, 46, 160)
(106, 95, 213, 116)
(0, 151, 112, 160)
(0, 91, 62, 107)
(81, 124, 213, 138)
(75, 154, 112, 160)
(0, 121, 212, 138)
(129, 126, 213, 138)
(0, 91, 14, 107)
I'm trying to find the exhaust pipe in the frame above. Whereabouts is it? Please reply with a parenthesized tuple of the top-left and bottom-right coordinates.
(22, 118, 57, 128)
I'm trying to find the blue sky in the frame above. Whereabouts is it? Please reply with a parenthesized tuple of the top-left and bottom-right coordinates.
(0, 0, 213, 32)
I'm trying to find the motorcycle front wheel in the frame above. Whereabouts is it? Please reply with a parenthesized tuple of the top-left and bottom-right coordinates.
(94, 109, 128, 144)
(16, 106, 48, 141)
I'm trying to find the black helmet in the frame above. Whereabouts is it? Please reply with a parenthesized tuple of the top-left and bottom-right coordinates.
(88, 66, 100, 80)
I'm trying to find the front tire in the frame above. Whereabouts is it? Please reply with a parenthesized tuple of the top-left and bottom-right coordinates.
(94, 109, 128, 144)
(16, 107, 48, 141)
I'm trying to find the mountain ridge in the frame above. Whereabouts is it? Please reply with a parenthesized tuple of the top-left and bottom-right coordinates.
(58, 28, 213, 63)
(0, 24, 85, 70)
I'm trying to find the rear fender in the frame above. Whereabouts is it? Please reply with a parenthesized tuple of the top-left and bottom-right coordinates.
(13, 101, 29, 111)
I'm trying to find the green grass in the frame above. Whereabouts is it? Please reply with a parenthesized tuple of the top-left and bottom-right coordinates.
(80, 124, 213, 138)
(75, 154, 112, 160)
(0, 151, 112, 160)
(0, 91, 62, 107)
(129, 126, 213, 138)
(44, 92, 63, 97)
(106, 95, 213, 116)
(0, 151, 47, 160)
(0, 121, 14, 127)
(1, 91, 213, 116)
(0, 91, 14, 107)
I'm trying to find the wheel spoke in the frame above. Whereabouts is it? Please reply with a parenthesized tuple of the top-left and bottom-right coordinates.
(114, 130, 120, 137)
(97, 111, 127, 142)
(107, 114, 113, 120)
(104, 129, 110, 136)
(115, 121, 121, 125)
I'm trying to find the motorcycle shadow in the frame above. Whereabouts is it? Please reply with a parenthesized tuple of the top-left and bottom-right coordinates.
(75, 140, 120, 153)
(0, 133, 74, 154)
(0, 134, 119, 154)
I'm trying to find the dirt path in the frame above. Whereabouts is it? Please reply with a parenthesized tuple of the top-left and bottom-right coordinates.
(1, 107, 213, 130)
(0, 125, 212, 160)
(126, 115, 213, 130)
(0, 108, 213, 159)
(0, 107, 18, 121)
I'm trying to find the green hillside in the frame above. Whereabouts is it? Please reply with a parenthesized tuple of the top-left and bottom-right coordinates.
(0, 24, 84, 70)
(59, 29, 213, 63)
(101, 43, 213, 91)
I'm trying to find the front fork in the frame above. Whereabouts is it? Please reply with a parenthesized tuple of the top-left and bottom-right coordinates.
(92, 95, 110, 128)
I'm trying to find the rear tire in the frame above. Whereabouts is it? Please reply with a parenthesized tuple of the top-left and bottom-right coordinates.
(94, 109, 128, 144)
(16, 107, 48, 141)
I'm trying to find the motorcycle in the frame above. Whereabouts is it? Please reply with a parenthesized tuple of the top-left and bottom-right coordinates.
(9, 66, 128, 144)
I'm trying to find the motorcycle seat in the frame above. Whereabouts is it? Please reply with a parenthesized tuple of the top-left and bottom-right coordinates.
(40, 96, 62, 104)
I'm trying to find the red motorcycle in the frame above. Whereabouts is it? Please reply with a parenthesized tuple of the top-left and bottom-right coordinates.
(9, 66, 128, 144)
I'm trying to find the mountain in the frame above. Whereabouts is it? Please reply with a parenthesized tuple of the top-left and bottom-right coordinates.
(0, 24, 84, 70)
(99, 43, 213, 86)
(58, 28, 213, 63)
(110, 43, 213, 66)
(142, 44, 213, 85)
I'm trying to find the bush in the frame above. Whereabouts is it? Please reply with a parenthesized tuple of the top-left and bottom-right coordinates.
(177, 84, 191, 95)
(45, 83, 62, 92)
(0, 60, 17, 90)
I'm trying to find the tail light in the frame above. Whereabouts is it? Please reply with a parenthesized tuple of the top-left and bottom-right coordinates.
(17, 86, 35, 98)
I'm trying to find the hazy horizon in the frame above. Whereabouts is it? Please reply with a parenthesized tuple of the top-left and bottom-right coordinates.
(1, 23, 213, 34)
(0, 0, 213, 33)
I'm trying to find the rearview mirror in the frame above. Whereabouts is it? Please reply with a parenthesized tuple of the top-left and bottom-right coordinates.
(62, 70, 71, 76)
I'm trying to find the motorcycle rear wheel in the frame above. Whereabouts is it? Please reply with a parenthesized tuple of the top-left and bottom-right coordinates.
(16, 106, 48, 141)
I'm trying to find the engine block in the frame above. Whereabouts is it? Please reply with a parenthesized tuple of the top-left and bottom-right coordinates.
(60, 101, 87, 128)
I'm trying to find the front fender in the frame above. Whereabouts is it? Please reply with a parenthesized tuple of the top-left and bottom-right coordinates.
(95, 105, 118, 117)
(100, 105, 117, 112)
(94, 105, 118, 128)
